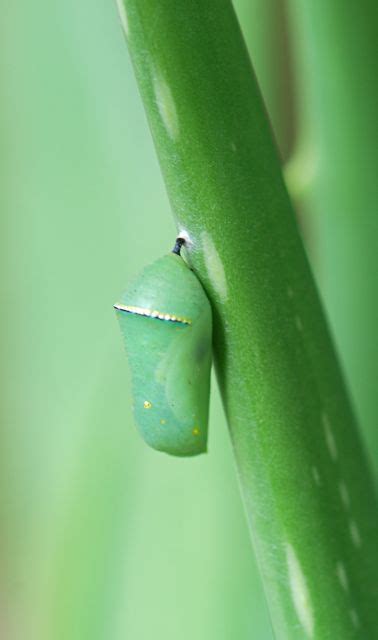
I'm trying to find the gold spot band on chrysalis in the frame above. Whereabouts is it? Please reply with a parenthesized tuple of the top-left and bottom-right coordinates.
(114, 303, 192, 325)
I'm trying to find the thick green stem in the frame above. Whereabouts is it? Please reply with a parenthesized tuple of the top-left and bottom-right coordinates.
(117, 1, 378, 637)
(287, 2, 378, 475)
(234, 0, 294, 159)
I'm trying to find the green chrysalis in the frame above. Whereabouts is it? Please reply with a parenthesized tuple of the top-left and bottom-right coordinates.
(114, 238, 212, 456)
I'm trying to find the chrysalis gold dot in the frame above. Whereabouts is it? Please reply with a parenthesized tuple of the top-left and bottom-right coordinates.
(144, 400, 152, 409)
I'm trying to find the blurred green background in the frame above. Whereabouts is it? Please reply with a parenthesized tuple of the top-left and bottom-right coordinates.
(1, 1, 273, 638)
(1, 1, 377, 639)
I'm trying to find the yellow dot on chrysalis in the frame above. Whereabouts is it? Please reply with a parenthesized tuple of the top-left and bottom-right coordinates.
(144, 401, 152, 409)
(160, 419, 166, 425)
(192, 427, 200, 436)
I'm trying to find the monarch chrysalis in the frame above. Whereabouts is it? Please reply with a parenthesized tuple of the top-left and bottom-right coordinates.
(114, 238, 212, 456)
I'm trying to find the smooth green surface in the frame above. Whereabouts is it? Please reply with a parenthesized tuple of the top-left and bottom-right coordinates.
(115, 253, 212, 456)
(287, 2, 378, 476)
(120, 1, 378, 637)
(235, 0, 294, 160)
(1, 1, 272, 638)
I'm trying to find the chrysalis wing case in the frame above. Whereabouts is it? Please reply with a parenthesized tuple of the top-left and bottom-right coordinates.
(114, 240, 212, 456)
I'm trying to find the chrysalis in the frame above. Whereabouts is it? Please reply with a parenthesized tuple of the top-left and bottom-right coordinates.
(114, 238, 212, 456)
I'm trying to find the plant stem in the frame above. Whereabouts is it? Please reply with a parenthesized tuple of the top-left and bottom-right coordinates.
(234, 0, 294, 160)
(117, 2, 378, 637)
(287, 2, 378, 476)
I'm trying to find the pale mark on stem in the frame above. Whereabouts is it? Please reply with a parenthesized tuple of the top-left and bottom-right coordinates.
(322, 412, 338, 461)
(349, 609, 360, 629)
(312, 466, 321, 486)
(153, 70, 179, 140)
(201, 231, 228, 303)
(338, 481, 350, 510)
(349, 519, 362, 548)
(336, 561, 349, 592)
(295, 315, 303, 332)
(286, 543, 314, 638)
